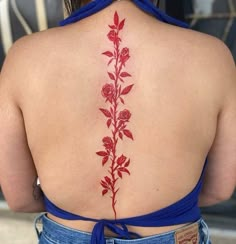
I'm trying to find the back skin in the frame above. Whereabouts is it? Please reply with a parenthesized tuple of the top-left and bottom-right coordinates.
(0, 1, 236, 237)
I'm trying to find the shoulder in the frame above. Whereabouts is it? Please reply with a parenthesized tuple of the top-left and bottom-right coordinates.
(154, 23, 235, 75)
(1, 26, 67, 81)
(0, 27, 64, 106)
(191, 30, 235, 94)
(4, 26, 63, 65)
(171, 27, 235, 92)
(179, 28, 235, 72)
(155, 25, 236, 110)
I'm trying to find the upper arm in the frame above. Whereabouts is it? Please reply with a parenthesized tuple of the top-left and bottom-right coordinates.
(0, 37, 44, 211)
(201, 40, 236, 203)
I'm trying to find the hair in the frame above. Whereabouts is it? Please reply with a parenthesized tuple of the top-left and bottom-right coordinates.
(64, 0, 161, 15)
(64, 0, 83, 15)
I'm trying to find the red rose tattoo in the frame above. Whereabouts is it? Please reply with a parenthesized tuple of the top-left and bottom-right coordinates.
(107, 30, 118, 44)
(102, 83, 115, 103)
(96, 11, 134, 219)
(120, 48, 130, 65)
(102, 137, 114, 150)
(118, 109, 131, 121)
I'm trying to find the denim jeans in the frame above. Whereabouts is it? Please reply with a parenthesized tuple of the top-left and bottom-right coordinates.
(35, 213, 211, 244)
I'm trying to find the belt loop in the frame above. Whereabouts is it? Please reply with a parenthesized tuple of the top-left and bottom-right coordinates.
(34, 213, 45, 240)
(200, 218, 211, 244)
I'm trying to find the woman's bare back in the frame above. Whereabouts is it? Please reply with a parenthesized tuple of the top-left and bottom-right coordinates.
(9, 1, 235, 236)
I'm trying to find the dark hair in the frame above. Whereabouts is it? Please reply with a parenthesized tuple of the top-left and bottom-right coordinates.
(64, 0, 84, 15)
(64, 0, 160, 15)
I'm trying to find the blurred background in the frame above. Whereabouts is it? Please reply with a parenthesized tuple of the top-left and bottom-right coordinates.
(0, 0, 235, 243)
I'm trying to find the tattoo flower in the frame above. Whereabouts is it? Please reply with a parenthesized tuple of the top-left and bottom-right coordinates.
(118, 109, 131, 121)
(107, 30, 118, 44)
(102, 83, 115, 103)
(102, 137, 114, 150)
(120, 47, 130, 65)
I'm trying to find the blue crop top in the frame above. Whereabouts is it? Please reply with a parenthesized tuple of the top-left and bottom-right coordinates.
(43, 1, 208, 243)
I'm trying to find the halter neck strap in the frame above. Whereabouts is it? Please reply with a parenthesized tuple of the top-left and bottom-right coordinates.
(60, 0, 189, 28)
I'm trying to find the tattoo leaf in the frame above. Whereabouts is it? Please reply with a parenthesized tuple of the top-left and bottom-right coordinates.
(119, 97, 125, 104)
(105, 176, 112, 184)
(108, 72, 115, 80)
(102, 51, 113, 57)
(119, 167, 130, 175)
(121, 84, 134, 95)
(120, 72, 131, 78)
(107, 119, 112, 128)
(123, 129, 134, 140)
(118, 170, 123, 179)
(96, 151, 108, 156)
(99, 108, 112, 118)
(119, 19, 126, 30)
(108, 58, 114, 66)
(102, 156, 109, 166)
(124, 159, 130, 167)
(109, 25, 116, 29)
(102, 189, 108, 196)
(114, 11, 119, 26)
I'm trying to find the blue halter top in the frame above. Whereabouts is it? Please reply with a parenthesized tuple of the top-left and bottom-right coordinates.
(60, 0, 189, 28)
(43, 1, 207, 243)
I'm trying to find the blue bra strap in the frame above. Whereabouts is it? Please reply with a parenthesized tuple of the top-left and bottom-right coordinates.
(60, 0, 189, 28)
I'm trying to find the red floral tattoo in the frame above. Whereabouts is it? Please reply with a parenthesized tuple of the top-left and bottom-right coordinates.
(96, 11, 134, 219)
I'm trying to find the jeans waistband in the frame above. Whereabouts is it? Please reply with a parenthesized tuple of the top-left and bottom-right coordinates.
(35, 213, 211, 244)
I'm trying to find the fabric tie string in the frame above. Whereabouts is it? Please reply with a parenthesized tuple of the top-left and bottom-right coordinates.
(91, 219, 142, 243)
